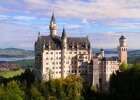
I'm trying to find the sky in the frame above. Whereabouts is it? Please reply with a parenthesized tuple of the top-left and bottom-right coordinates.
(0, 0, 140, 50)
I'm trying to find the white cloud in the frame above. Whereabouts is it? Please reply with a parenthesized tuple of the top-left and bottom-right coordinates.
(66, 24, 83, 30)
(0, 15, 8, 19)
(105, 20, 140, 29)
(0, 0, 140, 19)
(0, 0, 140, 49)
(82, 19, 89, 24)
(13, 16, 36, 21)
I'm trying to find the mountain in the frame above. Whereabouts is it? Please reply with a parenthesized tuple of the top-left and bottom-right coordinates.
(0, 47, 140, 58)
(92, 48, 140, 55)
(0, 48, 34, 58)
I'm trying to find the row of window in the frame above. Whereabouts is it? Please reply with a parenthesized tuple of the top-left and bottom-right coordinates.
(98, 61, 116, 64)
(94, 69, 117, 73)
(46, 51, 87, 55)
(46, 61, 77, 65)
(54, 70, 87, 74)
(94, 66, 117, 69)
(49, 66, 87, 69)
(46, 56, 88, 60)
(121, 48, 127, 51)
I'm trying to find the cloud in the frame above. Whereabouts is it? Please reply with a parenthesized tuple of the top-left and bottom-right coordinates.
(82, 19, 89, 24)
(105, 20, 140, 29)
(0, 0, 140, 19)
(0, 0, 140, 49)
(66, 24, 83, 30)
(0, 15, 8, 19)
(13, 16, 36, 21)
(0, 23, 37, 50)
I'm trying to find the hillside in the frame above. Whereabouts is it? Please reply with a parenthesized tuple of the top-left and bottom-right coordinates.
(93, 48, 140, 55)
(0, 48, 34, 58)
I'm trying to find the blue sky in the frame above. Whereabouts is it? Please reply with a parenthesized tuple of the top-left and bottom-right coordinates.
(0, 0, 140, 50)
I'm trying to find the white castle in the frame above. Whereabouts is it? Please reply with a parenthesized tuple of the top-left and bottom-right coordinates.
(34, 13, 128, 89)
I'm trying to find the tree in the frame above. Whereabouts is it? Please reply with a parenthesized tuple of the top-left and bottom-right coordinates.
(120, 61, 128, 72)
(110, 63, 140, 100)
(1, 81, 24, 100)
(30, 84, 44, 100)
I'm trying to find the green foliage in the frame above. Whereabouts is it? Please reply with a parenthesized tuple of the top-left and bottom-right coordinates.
(0, 69, 24, 78)
(120, 61, 128, 71)
(30, 85, 44, 100)
(91, 86, 98, 93)
(0, 81, 24, 100)
(0, 70, 85, 100)
(110, 63, 140, 100)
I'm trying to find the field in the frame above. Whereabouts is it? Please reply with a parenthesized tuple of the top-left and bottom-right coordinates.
(0, 69, 25, 78)
(10, 59, 34, 68)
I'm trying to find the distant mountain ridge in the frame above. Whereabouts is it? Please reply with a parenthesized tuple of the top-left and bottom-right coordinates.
(0, 48, 139, 58)
(92, 48, 140, 55)
(0, 48, 34, 58)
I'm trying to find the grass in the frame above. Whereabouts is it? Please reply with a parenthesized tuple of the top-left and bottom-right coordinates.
(0, 69, 25, 78)
(10, 59, 34, 68)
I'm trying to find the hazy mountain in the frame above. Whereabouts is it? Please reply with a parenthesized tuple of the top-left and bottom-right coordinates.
(0, 47, 139, 58)
(92, 48, 140, 55)
(0, 48, 34, 58)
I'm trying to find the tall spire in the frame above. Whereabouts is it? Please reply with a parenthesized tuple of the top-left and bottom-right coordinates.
(51, 11, 56, 24)
(49, 11, 57, 36)
(61, 26, 66, 38)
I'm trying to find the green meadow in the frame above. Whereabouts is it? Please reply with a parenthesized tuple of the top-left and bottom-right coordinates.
(0, 69, 24, 78)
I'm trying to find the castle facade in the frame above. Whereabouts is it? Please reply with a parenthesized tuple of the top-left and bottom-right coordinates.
(34, 13, 128, 89)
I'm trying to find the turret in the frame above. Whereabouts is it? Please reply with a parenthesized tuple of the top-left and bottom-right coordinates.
(100, 48, 105, 57)
(118, 35, 128, 64)
(61, 27, 67, 79)
(61, 27, 67, 49)
(49, 12, 57, 36)
(119, 35, 126, 46)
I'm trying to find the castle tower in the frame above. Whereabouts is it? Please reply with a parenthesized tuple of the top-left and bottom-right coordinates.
(118, 35, 128, 64)
(100, 48, 105, 57)
(49, 12, 57, 36)
(61, 27, 67, 78)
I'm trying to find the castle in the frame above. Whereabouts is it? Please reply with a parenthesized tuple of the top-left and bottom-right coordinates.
(34, 13, 128, 89)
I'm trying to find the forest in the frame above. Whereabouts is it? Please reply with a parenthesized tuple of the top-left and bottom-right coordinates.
(0, 63, 140, 100)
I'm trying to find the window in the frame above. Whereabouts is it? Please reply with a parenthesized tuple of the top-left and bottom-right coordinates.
(74, 52, 76, 54)
(51, 52, 53, 54)
(69, 52, 72, 54)
(46, 52, 48, 54)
